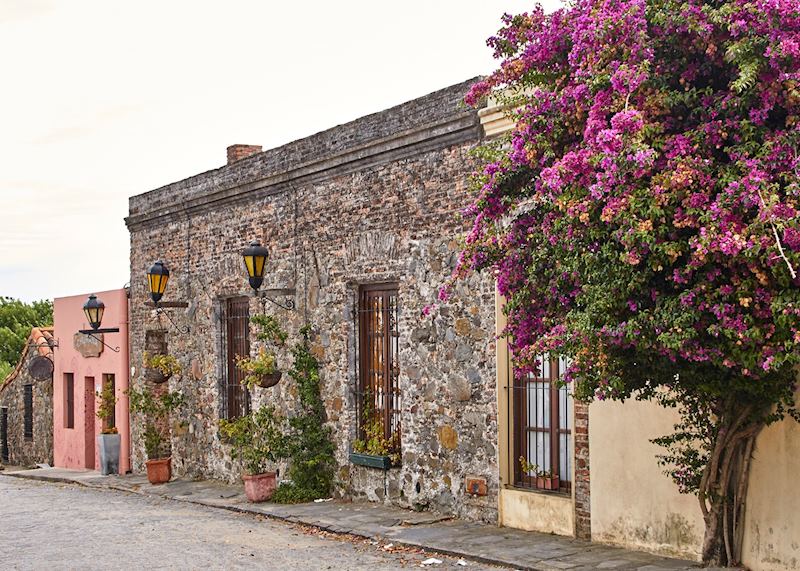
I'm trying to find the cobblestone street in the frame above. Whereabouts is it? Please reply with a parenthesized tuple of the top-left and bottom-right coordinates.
(0, 477, 498, 570)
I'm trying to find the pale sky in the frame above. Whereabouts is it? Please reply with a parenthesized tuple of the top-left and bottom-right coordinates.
(0, 0, 560, 302)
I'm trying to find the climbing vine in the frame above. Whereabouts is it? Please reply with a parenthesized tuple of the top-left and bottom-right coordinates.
(272, 325, 336, 503)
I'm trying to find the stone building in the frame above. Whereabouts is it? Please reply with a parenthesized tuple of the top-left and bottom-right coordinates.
(125, 79, 500, 522)
(0, 327, 54, 467)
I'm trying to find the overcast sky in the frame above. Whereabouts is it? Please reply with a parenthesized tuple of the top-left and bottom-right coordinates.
(0, 0, 560, 302)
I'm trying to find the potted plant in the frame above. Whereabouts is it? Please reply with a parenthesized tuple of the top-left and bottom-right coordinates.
(95, 379, 120, 476)
(219, 405, 285, 502)
(127, 385, 185, 484)
(236, 349, 281, 389)
(236, 314, 287, 389)
(143, 351, 182, 384)
(519, 457, 559, 491)
(351, 398, 400, 469)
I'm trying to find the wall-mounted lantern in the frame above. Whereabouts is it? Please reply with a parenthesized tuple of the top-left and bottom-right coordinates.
(83, 294, 105, 331)
(241, 240, 294, 310)
(243, 240, 269, 291)
(78, 294, 120, 352)
(145, 260, 189, 333)
(147, 260, 170, 303)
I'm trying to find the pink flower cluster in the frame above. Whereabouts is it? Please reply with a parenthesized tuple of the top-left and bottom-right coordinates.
(454, 0, 800, 391)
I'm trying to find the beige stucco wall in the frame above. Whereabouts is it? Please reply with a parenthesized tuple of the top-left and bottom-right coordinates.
(499, 487, 574, 535)
(742, 393, 800, 571)
(589, 399, 704, 560)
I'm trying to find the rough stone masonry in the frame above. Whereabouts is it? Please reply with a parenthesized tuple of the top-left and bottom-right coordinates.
(125, 79, 499, 523)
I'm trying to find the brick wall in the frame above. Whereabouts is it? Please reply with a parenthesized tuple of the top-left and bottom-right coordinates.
(126, 79, 500, 522)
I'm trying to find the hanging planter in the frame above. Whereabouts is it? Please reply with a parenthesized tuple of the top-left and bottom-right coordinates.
(143, 352, 182, 384)
(255, 371, 282, 388)
(236, 315, 288, 390)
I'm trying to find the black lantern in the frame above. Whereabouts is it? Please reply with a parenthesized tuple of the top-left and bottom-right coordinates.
(83, 294, 105, 331)
(147, 260, 170, 303)
(242, 240, 269, 291)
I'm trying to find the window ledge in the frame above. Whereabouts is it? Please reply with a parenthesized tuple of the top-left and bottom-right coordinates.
(506, 483, 572, 499)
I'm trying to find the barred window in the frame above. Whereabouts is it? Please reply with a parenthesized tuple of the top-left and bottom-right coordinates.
(1, 407, 8, 463)
(23, 384, 33, 440)
(512, 354, 572, 493)
(65, 373, 75, 429)
(356, 284, 401, 456)
(220, 297, 251, 420)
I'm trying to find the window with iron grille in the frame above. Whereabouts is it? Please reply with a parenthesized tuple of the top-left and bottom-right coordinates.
(511, 354, 572, 493)
(220, 297, 251, 420)
(1, 407, 8, 463)
(356, 284, 401, 455)
(23, 384, 33, 440)
(65, 373, 74, 429)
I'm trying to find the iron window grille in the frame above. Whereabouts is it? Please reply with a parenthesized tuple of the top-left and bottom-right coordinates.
(510, 353, 573, 493)
(356, 284, 401, 455)
(1, 407, 8, 463)
(65, 373, 75, 429)
(220, 297, 251, 420)
(23, 384, 33, 440)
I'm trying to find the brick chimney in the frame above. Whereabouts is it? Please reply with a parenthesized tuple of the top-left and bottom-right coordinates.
(227, 144, 262, 165)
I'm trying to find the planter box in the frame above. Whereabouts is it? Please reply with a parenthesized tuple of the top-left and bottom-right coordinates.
(97, 433, 121, 476)
(350, 452, 393, 470)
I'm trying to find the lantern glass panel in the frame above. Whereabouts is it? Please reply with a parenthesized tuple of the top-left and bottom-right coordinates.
(244, 255, 256, 278)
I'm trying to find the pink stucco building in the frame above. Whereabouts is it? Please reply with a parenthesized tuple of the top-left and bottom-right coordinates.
(53, 289, 130, 473)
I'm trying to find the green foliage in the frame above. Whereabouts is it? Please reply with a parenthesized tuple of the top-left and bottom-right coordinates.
(219, 405, 285, 475)
(235, 314, 287, 390)
(143, 352, 182, 377)
(0, 297, 52, 377)
(272, 325, 336, 504)
(127, 386, 185, 459)
(352, 397, 400, 465)
(251, 314, 288, 345)
(235, 349, 278, 390)
(95, 379, 118, 434)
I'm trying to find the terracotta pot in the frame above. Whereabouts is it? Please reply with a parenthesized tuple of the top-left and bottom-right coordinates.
(256, 372, 281, 388)
(145, 368, 171, 384)
(536, 475, 560, 491)
(146, 457, 172, 485)
(243, 471, 277, 502)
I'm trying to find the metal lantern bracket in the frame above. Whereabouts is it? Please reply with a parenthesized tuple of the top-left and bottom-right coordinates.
(257, 288, 296, 312)
(77, 328, 121, 353)
(155, 305, 190, 334)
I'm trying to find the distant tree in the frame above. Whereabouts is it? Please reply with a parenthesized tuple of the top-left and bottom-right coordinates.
(0, 297, 53, 378)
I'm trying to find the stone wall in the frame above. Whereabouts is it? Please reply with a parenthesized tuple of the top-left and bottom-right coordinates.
(126, 79, 500, 522)
(0, 328, 54, 467)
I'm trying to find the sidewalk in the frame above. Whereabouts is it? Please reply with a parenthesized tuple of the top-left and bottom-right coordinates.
(1, 467, 704, 571)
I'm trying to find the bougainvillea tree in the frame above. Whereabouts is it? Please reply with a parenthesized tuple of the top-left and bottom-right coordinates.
(454, 0, 800, 565)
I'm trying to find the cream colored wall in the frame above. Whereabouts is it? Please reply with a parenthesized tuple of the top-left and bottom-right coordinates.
(495, 291, 576, 536)
(589, 399, 704, 560)
(742, 393, 800, 571)
(500, 487, 574, 535)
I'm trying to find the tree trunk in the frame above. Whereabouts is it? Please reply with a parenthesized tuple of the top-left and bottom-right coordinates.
(699, 401, 763, 567)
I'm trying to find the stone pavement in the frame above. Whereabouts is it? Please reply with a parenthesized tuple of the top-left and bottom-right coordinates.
(2, 467, 706, 571)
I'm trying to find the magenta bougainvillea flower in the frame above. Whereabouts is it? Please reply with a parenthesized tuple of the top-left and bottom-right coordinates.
(455, 0, 800, 395)
(454, 2, 800, 562)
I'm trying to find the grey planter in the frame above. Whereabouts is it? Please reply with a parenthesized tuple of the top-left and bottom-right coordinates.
(97, 433, 121, 476)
